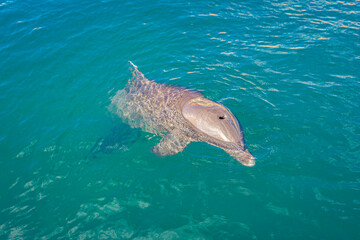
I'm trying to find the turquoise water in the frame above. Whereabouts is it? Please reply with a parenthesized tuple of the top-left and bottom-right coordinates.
(1, 0, 359, 239)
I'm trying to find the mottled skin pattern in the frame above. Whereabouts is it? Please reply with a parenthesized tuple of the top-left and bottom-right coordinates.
(109, 62, 255, 166)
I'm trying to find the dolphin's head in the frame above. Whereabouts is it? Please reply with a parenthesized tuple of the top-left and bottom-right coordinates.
(182, 97, 255, 167)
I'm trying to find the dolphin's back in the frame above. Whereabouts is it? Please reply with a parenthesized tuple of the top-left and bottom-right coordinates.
(109, 63, 202, 135)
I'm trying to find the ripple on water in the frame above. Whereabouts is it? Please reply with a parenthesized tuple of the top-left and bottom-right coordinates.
(0, 0, 359, 239)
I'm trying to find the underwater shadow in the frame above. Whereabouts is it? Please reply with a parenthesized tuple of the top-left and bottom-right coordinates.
(86, 123, 141, 159)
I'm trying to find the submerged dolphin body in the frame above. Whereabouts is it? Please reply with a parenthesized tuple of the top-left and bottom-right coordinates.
(109, 62, 255, 166)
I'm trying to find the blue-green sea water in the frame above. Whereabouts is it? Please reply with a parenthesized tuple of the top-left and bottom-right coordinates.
(1, 0, 359, 239)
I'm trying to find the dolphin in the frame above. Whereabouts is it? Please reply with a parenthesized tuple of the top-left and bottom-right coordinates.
(109, 62, 255, 166)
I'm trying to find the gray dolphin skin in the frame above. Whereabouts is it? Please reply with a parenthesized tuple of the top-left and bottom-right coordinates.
(109, 62, 255, 167)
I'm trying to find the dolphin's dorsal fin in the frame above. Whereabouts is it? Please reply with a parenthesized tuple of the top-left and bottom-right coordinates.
(152, 130, 191, 156)
(128, 61, 150, 85)
(128, 61, 138, 69)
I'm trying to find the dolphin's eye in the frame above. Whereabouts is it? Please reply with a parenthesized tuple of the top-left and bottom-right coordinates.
(218, 116, 225, 120)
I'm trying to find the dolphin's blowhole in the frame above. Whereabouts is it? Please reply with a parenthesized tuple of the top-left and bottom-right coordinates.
(182, 97, 242, 143)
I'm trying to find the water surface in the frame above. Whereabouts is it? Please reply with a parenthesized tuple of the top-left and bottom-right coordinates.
(0, 0, 359, 239)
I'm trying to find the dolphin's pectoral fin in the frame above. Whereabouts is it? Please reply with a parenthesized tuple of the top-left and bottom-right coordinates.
(152, 131, 191, 157)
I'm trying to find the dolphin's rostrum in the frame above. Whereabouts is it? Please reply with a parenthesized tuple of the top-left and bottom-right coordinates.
(109, 62, 255, 166)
